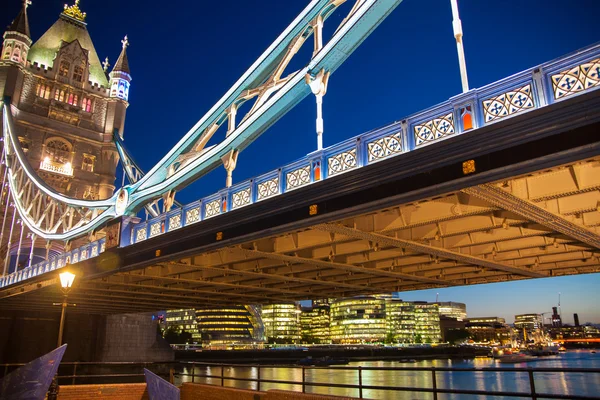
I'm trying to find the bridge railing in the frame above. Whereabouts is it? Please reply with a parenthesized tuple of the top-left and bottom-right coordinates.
(1, 43, 598, 289)
(130, 43, 600, 245)
(1, 361, 598, 400)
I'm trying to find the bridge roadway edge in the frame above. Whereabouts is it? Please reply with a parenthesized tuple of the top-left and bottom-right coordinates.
(77, 89, 600, 282)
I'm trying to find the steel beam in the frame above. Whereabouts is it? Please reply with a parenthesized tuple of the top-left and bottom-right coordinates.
(316, 224, 546, 278)
(463, 184, 600, 250)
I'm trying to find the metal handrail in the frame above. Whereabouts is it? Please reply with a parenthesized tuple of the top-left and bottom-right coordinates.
(0, 361, 598, 399)
(176, 362, 600, 400)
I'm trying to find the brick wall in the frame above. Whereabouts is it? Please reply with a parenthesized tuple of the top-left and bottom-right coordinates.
(57, 383, 148, 400)
(180, 383, 264, 400)
(178, 384, 359, 400)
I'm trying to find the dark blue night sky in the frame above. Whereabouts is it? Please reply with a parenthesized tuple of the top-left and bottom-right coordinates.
(3, 0, 599, 323)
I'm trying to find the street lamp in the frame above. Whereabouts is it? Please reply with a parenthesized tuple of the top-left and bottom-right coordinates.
(48, 271, 76, 400)
(57, 271, 75, 347)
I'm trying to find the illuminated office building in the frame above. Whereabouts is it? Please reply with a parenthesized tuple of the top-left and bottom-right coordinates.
(437, 302, 467, 321)
(196, 305, 264, 347)
(262, 303, 301, 343)
(414, 302, 442, 343)
(330, 297, 387, 343)
(386, 300, 416, 343)
(465, 317, 512, 344)
(514, 314, 543, 331)
(300, 303, 331, 343)
(164, 309, 199, 341)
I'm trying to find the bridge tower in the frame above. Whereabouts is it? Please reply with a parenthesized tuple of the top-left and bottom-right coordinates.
(0, 0, 131, 267)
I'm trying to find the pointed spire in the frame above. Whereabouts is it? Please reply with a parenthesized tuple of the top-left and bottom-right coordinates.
(111, 35, 130, 74)
(7, 0, 32, 38)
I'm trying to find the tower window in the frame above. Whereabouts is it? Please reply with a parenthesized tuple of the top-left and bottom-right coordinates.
(36, 83, 51, 99)
(82, 154, 95, 172)
(65, 93, 79, 107)
(44, 138, 71, 164)
(59, 60, 70, 77)
(11, 46, 21, 63)
(73, 64, 84, 82)
(82, 97, 93, 112)
(2, 42, 11, 59)
(55, 89, 66, 103)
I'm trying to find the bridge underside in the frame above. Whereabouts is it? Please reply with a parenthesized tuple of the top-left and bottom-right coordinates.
(1, 92, 600, 314)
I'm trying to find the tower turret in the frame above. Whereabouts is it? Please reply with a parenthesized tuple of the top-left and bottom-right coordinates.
(2, 0, 32, 66)
(109, 36, 131, 101)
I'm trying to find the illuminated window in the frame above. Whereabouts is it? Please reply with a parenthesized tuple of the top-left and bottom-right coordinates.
(82, 154, 94, 172)
(18, 138, 30, 153)
(45, 138, 71, 164)
(66, 94, 78, 107)
(55, 89, 66, 103)
(82, 97, 93, 112)
(11, 46, 20, 63)
(2, 42, 11, 59)
(59, 60, 70, 77)
(73, 64, 84, 82)
(36, 83, 51, 99)
(460, 105, 473, 131)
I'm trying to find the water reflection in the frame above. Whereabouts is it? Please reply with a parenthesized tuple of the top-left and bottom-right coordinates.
(175, 350, 600, 399)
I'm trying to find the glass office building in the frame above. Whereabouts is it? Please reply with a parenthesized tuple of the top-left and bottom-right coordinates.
(300, 303, 331, 343)
(330, 297, 387, 343)
(196, 305, 264, 347)
(262, 303, 301, 343)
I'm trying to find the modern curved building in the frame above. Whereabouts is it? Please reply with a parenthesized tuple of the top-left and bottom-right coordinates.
(330, 297, 387, 343)
(196, 305, 264, 347)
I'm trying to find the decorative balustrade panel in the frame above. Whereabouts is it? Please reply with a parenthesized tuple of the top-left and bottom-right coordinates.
(257, 177, 279, 200)
(327, 148, 357, 176)
(367, 131, 402, 161)
(413, 112, 455, 146)
(286, 165, 311, 190)
(482, 83, 535, 123)
(204, 199, 221, 219)
(168, 213, 182, 230)
(551, 57, 600, 100)
(232, 188, 251, 209)
(185, 206, 201, 224)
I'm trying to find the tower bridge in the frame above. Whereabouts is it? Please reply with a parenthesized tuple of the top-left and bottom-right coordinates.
(0, 0, 599, 316)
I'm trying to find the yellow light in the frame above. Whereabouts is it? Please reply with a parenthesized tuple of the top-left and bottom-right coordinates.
(59, 271, 76, 289)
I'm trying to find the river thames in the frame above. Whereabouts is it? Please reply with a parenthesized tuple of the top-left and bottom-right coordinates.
(174, 350, 600, 399)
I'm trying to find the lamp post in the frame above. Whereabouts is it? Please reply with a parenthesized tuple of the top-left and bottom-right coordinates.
(48, 271, 76, 400)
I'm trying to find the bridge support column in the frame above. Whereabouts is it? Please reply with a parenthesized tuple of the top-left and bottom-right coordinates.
(306, 69, 330, 151)
(3, 205, 16, 275)
(222, 150, 239, 188)
(27, 234, 36, 268)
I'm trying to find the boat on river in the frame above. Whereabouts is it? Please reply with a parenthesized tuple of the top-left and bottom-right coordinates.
(497, 354, 538, 363)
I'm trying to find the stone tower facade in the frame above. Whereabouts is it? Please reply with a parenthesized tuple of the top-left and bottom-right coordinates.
(0, 0, 130, 201)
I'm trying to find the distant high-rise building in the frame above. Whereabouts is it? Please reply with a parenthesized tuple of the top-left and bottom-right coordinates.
(437, 302, 467, 321)
(551, 307, 562, 328)
(514, 314, 543, 331)
(574, 313, 580, 327)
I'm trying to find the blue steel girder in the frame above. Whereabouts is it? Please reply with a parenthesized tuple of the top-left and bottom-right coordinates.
(0, 0, 403, 241)
(127, 0, 403, 210)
